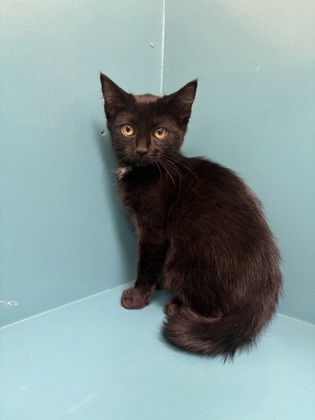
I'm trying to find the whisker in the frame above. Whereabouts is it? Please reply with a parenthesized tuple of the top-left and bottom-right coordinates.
(161, 157, 183, 191)
(155, 161, 163, 185)
(163, 155, 200, 195)
(162, 157, 185, 191)
(168, 160, 183, 189)
(159, 158, 176, 187)
(168, 156, 199, 181)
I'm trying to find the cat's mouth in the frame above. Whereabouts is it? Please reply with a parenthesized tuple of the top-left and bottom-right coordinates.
(131, 155, 154, 167)
(135, 160, 152, 168)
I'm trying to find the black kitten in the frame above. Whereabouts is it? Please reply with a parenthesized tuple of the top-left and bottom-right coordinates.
(100, 73, 282, 358)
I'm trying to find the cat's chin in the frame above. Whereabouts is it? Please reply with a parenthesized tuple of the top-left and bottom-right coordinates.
(129, 158, 154, 168)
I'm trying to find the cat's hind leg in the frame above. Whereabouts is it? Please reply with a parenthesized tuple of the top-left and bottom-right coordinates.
(164, 296, 183, 317)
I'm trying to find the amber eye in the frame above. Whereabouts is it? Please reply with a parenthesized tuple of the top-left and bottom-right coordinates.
(153, 127, 168, 139)
(121, 124, 135, 137)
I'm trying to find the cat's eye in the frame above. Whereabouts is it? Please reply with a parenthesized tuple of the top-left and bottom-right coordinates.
(121, 124, 135, 137)
(153, 127, 168, 139)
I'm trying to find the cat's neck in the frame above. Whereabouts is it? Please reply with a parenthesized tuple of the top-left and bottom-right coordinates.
(116, 163, 159, 181)
(116, 165, 133, 180)
(115, 152, 188, 184)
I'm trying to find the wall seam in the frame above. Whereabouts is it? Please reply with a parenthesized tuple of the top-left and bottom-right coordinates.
(160, 0, 166, 94)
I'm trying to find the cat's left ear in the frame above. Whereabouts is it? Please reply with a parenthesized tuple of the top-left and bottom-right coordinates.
(100, 73, 130, 119)
(167, 80, 197, 124)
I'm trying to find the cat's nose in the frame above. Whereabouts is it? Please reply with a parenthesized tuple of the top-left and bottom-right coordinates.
(136, 147, 149, 157)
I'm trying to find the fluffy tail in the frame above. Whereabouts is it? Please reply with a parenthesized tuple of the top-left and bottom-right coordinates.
(163, 305, 274, 359)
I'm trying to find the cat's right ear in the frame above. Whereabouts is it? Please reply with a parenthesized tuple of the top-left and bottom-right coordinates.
(100, 73, 129, 119)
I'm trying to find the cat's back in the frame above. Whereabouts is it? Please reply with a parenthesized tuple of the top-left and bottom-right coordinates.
(170, 156, 269, 243)
(177, 156, 254, 206)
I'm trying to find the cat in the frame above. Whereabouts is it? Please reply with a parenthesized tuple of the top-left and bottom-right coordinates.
(100, 73, 282, 359)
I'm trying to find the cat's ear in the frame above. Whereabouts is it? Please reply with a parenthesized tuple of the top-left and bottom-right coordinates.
(167, 80, 197, 124)
(100, 73, 130, 119)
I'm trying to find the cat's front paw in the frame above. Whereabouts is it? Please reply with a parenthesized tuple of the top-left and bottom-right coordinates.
(121, 286, 154, 309)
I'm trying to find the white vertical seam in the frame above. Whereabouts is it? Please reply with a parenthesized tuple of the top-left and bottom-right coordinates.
(160, 0, 166, 94)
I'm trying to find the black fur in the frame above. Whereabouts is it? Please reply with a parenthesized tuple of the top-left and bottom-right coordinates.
(100, 73, 282, 358)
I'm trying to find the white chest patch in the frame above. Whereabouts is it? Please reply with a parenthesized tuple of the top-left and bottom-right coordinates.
(116, 166, 132, 180)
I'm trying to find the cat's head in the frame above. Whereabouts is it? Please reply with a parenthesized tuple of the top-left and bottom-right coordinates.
(100, 73, 197, 167)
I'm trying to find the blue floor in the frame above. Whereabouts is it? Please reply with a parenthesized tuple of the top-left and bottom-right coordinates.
(1, 284, 314, 420)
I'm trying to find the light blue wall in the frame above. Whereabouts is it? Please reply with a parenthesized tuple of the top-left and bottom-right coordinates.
(1, 0, 314, 327)
(0, 0, 164, 326)
(164, 0, 315, 323)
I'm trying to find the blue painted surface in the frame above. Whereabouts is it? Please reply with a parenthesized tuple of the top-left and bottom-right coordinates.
(0, 0, 164, 326)
(164, 0, 315, 323)
(0, 285, 314, 420)
(1, 0, 314, 328)
(1, 4, 314, 418)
